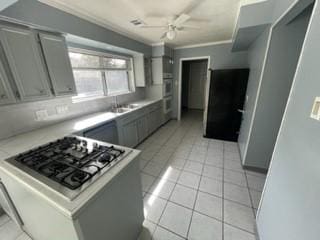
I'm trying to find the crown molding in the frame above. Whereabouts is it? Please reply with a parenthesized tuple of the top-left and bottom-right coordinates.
(174, 40, 233, 50)
(39, 0, 153, 46)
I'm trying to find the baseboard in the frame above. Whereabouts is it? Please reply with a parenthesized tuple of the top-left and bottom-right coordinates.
(243, 165, 268, 174)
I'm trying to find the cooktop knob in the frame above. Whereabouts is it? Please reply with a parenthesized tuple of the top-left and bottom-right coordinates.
(93, 143, 99, 149)
(98, 153, 111, 164)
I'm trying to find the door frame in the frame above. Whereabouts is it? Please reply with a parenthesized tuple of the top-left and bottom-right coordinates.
(177, 56, 211, 121)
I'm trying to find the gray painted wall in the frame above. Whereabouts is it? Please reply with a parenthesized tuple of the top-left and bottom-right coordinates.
(257, 1, 320, 239)
(0, 0, 151, 140)
(238, 27, 271, 161)
(244, 4, 312, 169)
(173, 43, 249, 118)
(0, 0, 151, 55)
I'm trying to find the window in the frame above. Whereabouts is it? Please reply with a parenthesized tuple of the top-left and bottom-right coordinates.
(69, 50, 134, 99)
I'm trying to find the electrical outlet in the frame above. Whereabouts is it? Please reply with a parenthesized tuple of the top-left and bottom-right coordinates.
(56, 105, 69, 115)
(310, 97, 320, 120)
(35, 109, 48, 121)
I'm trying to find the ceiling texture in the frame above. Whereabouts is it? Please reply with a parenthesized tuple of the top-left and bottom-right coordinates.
(40, 0, 244, 47)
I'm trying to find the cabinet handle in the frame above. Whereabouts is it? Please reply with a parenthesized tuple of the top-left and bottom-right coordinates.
(67, 87, 72, 91)
(39, 89, 45, 94)
(0, 94, 6, 99)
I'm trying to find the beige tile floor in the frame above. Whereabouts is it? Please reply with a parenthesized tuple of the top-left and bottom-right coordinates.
(0, 110, 266, 240)
(138, 111, 266, 240)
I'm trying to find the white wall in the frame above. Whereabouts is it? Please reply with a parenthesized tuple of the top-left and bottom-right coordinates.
(187, 60, 208, 110)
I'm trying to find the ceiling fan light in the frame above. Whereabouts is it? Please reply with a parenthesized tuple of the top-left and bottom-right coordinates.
(166, 30, 177, 40)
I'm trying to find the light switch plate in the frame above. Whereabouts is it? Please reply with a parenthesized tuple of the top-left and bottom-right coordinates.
(310, 97, 320, 120)
(35, 109, 48, 121)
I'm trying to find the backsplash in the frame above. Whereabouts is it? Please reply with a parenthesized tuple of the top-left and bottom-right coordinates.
(0, 88, 145, 141)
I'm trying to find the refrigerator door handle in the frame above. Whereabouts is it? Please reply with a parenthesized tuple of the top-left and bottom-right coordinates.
(0, 181, 23, 227)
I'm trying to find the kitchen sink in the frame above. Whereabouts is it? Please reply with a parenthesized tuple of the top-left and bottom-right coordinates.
(122, 103, 140, 109)
(110, 107, 130, 113)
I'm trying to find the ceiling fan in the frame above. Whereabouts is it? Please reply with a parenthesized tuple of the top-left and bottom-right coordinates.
(140, 13, 200, 40)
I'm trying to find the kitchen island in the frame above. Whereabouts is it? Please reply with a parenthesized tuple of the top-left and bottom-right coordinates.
(0, 136, 144, 240)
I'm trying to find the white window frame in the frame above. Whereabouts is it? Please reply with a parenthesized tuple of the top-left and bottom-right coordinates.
(69, 47, 135, 100)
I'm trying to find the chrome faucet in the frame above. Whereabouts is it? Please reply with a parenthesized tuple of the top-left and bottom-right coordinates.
(112, 96, 119, 109)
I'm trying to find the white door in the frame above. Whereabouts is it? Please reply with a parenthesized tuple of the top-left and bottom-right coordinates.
(188, 60, 208, 110)
(39, 33, 76, 96)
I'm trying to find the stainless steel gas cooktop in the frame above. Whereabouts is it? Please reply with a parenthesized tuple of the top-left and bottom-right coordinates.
(5, 136, 131, 200)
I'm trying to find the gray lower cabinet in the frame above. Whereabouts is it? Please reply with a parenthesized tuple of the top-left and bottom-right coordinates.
(0, 60, 15, 105)
(137, 115, 149, 143)
(118, 102, 163, 147)
(122, 121, 139, 148)
(39, 33, 77, 96)
(148, 108, 162, 134)
(83, 121, 118, 144)
(0, 25, 51, 101)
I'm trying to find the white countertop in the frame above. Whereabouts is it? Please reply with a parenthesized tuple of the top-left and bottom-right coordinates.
(0, 98, 161, 218)
(0, 98, 161, 158)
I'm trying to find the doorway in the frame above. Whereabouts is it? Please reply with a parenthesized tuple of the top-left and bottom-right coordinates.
(179, 58, 209, 120)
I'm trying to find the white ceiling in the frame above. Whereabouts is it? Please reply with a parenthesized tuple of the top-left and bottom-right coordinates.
(40, 0, 245, 47)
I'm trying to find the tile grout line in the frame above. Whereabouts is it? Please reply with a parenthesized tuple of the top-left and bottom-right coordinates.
(140, 115, 261, 239)
(150, 169, 188, 237)
(140, 120, 185, 193)
(148, 120, 192, 240)
(244, 168, 258, 218)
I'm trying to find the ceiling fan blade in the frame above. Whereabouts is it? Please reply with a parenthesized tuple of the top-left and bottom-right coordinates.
(173, 13, 191, 27)
(177, 25, 201, 30)
(160, 32, 167, 39)
(140, 25, 167, 28)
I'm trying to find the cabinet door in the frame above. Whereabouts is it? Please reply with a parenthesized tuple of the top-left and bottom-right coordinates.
(151, 58, 163, 84)
(122, 121, 138, 148)
(144, 57, 152, 86)
(155, 108, 163, 128)
(0, 60, 15, 105)
(163, 57, 173, 75)
(0, 26, 51, 101)
(84, 122, 118, 144)
(39, 33, 76, 96)
(137, 115, 148, 143)
(147, 109, 159, 134)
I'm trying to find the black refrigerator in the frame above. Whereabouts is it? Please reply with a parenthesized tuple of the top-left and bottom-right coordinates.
(204, 69, 249, 142)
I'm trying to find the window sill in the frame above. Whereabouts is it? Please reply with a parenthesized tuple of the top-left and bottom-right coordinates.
(71, 91, 135, 103)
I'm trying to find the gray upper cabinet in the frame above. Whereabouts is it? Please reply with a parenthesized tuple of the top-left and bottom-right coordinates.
(0, 60, 15, 105)
(152, 57, 173, 84)
(39, 33, 76, 96)
(163, 57, 173, 76)
(152, 57, 163, 85)
(0, 25, 51, 101)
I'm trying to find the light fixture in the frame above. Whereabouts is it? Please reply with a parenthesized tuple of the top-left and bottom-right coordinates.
(166, 25, 177, 40)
